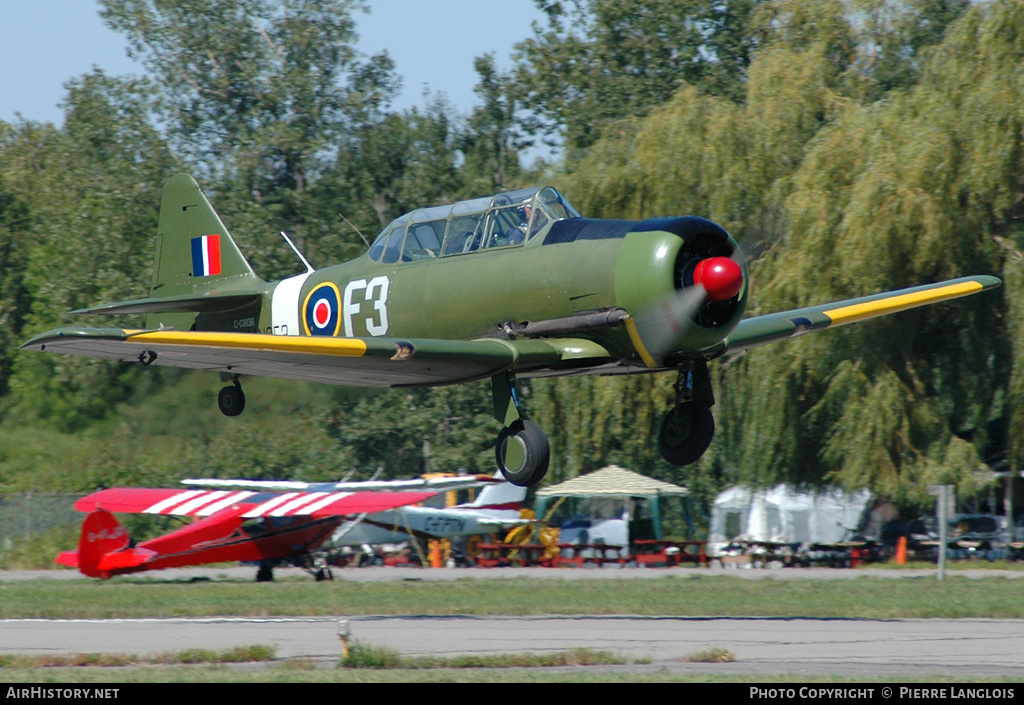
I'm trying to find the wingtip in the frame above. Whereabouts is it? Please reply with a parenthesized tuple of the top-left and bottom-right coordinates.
(976, 274, 1003, 290)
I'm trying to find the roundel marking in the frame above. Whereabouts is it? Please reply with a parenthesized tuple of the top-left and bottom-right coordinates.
(302, 282, 342, 336)
(314, 300, 332, 328)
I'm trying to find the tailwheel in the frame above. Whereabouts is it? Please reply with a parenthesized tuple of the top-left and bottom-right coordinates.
(218, 382, 245, 417)
(658, 402, 715, 466)
(314, 567, 333, 582)
(495, 419, 550, 487)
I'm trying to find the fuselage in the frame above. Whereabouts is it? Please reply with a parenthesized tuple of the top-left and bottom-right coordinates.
(128, 516, 342, 576)
(205, 186, 749, 372)
(331, 505, 524, 545)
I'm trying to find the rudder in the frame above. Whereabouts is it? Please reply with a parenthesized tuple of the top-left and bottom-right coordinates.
(75, 508, 130, 579)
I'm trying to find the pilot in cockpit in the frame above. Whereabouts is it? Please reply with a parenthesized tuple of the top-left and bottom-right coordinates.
(507, 204, 532, 245)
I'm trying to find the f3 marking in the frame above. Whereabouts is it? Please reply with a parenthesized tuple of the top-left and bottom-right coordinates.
(344, 276, 390, 337)
(302, 276, 391, 338)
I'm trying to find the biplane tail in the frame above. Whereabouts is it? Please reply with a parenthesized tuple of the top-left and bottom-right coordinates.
(72, 173, 267, 332)
(57, 508, 133, 579)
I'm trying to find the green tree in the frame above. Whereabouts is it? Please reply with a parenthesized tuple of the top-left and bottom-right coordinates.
(2, 71, 176, 429)
(100, 0, 402, 281)
(843, 0, 969, 103)
(528, 0, 1018, 505)
(0, 127, 33, 403)
(458, 55, 525, 194)
(321, 97, 463, 245)
(717, 0, 1020, 503)
(512, 0, 764, 155)
(331, 384, 499, 478)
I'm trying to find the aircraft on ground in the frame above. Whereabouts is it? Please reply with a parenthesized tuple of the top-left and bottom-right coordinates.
(22, 174, 1002, 487)
(57, 474, 503, 580)
(185, 473, 531, 565)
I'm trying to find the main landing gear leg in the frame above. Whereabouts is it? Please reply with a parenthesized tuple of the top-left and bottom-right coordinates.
(492, 372, 550, 487)
(657, 361, 716, 466)
(255, 560, 274, 582)
(218, 376, 245, 417)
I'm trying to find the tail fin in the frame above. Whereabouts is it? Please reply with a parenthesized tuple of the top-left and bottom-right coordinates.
(145, 173, 265, 330)
(462, 472, 528, 512)
(72, 173, 267, 331)
(73, 509, 130, 579)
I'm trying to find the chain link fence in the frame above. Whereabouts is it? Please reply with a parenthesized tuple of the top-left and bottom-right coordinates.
(0, 492, 83, 548)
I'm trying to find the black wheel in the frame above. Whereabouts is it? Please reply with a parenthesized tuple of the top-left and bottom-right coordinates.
(495, 419, 550, 487)
(657, 402, 715, 466)
(255, 563, 274, 582)
(218, 384, 245, 417)
(315, 567, 333, 581)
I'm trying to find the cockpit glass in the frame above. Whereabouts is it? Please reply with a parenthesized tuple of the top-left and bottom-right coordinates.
(403, 221, 444, 261)
(536, 186, 581, 220)
(381, 223, 406, 264)
(368, 227, 389, 261)
(369, 187, 580, 261)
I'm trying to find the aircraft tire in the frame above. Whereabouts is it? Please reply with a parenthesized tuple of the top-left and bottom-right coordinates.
(218, 384, 245, 417)
(496, 419, 550, 487)
(657, 402, 715, 466)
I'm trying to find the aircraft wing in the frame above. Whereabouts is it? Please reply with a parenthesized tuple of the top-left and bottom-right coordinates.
(19, 328, 569, 388)
(180, 474, 501, 492)
(723, 276, 1001, 355)
(75, 487, 436, 519)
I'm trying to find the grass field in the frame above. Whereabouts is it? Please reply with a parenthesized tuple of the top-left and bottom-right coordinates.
(3, 571, 1024, 620)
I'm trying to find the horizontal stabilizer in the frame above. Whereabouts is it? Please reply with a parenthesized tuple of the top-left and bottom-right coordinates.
(73, 292, 262, 316)
(55, 551, 79, 568)
(97, 547, 158, 571)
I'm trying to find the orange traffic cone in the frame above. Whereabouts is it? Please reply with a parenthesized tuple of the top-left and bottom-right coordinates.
(895, 535, 907, 565)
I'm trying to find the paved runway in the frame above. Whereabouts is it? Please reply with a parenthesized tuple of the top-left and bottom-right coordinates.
(4, 567, 1024, 677)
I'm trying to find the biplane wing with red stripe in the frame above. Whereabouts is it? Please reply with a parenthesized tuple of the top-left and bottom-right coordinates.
(75, 487, 436, 519)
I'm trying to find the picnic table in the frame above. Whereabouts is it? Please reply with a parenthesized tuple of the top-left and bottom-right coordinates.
(633, 539, 707, 567)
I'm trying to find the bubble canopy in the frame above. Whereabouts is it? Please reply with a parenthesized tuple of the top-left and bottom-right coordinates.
(367, 186, 581, 264)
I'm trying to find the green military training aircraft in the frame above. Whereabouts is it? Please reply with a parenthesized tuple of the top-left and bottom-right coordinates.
(22, 174, 1001, 486)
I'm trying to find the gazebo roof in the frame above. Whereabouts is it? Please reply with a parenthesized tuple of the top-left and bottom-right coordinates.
(535, 465, 689, 498)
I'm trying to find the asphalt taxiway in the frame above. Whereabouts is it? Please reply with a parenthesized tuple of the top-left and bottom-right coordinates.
(4, 614, 1024, 678)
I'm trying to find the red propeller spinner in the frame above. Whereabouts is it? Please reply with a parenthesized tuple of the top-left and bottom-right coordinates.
(692, 256, 743, 302)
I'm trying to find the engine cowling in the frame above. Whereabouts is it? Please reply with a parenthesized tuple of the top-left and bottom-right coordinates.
(614, 216, 747, 364)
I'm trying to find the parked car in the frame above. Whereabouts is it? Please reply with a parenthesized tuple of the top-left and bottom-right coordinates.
(882, 514, 1012, 561)
(925, 514, 1011, 560)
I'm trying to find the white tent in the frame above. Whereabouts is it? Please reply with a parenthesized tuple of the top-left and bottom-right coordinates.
(708, 485, 871, 555)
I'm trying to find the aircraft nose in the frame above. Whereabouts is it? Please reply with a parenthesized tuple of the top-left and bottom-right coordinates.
(693, 256, 743, 302)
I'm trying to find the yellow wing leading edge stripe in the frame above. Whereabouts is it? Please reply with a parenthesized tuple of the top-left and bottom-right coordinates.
(127, 330, 369, 357)
(821, 280, 984, 326)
